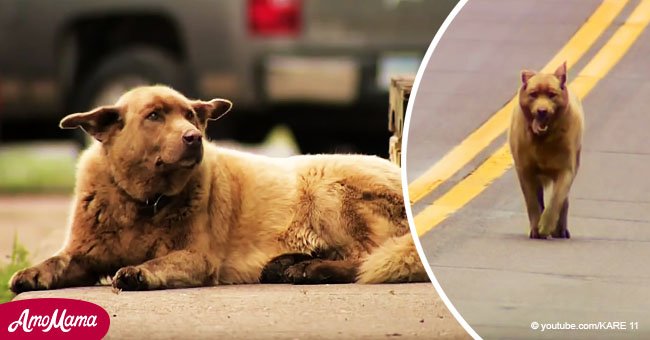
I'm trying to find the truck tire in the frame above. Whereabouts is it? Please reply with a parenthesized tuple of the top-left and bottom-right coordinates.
(70, 47, 188, 147)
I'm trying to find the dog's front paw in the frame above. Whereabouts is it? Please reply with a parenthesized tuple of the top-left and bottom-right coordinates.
(112, 266, 151, 291)
(537, 212, 557, 237)
(529, 228, 548, 239)
(10, 266, 55, 294)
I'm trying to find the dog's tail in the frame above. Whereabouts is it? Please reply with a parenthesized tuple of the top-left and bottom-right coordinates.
(356, 233, 429, 284)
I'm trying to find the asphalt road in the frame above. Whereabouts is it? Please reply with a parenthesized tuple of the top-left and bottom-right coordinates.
(407, 0, 650, 339)
(15, 284, 466, 339)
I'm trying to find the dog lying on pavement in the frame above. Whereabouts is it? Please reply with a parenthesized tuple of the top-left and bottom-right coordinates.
(10, 85, 427, 292)
(509, 62, 584, 239)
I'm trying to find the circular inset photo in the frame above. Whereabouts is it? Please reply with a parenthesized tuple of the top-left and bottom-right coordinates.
(405, 0, 650, 338)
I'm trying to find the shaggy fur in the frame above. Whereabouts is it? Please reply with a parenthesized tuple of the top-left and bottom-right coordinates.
(9, 85, 426, 292)
(508, 62, 584, 239)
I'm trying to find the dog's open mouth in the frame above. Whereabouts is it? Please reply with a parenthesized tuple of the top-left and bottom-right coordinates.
(155, 153, 203, 169)
(177, 156, 201, 168)
(531, 119, 549, 135)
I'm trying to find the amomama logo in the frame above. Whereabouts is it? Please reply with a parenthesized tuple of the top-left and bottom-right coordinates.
(0, 298, 110, 339)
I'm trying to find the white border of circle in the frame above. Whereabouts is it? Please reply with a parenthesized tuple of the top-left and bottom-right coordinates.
(400, 0, 481, 339)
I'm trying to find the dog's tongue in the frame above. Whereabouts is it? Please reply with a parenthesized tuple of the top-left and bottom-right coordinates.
(532, 119, 548, 135)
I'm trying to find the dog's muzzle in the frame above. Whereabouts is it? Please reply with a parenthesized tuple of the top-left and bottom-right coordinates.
(178, 130, 204, 167)
(183, 130, 202, 148)
(531, 109, 550, 135)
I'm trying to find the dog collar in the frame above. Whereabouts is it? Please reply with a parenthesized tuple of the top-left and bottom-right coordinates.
(107, 175, 174, 217)
(141, 194, 171, 216)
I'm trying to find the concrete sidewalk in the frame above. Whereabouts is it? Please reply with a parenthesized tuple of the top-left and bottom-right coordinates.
(14, 284, 468, 339)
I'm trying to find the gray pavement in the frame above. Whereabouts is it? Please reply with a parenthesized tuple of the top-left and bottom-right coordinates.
(408, 0, 650, 339)
(15, 284, 467, 339)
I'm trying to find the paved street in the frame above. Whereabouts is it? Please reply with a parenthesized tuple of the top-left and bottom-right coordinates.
(407, 0, 650, 339)
(15, 284, 465, 339)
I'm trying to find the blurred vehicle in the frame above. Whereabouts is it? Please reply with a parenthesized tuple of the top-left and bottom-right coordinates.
(0, 0, 457, 153)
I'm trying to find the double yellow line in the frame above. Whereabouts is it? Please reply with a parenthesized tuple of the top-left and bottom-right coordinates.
(410, 0, 650, 236)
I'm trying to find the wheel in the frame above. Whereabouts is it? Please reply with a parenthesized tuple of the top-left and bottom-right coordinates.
(69, 47, 188, 147)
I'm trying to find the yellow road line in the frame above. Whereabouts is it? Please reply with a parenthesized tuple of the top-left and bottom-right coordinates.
(407, 0, 628, 204)
(414, 0, 650, 236)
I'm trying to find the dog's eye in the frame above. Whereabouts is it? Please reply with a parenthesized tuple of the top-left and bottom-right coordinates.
(147, 111, 161, 121)
(529, 92, 538, 98)
(185, 110, 195, 120)
(548, 93, 557, 99)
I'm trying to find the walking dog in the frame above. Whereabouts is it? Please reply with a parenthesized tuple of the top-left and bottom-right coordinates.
(509, 62, 584, 239)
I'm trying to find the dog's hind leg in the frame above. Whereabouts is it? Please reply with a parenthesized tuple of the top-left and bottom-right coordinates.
(552, 199, 570, 239)
(537, 186, 545, 211)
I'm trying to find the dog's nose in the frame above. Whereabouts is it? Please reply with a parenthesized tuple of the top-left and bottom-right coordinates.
(536, 109, 548, 119)
(182, 130, 202, 146)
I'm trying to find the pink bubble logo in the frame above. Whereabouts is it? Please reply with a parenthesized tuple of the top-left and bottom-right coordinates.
(0, 298, 110, 339)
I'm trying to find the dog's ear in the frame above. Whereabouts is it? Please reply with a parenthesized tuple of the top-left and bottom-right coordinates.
(554, 61, 567, 90)
(59, 106, 122, 142)
(521, 70, 536, 89)
(192, 99, 233, 124)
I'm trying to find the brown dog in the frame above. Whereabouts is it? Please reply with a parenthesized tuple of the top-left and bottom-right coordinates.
(9, 85, 426, 293)
(508, 62, 584, 239)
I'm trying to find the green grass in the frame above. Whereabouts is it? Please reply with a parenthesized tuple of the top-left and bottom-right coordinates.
(0, 144, 76, 193)
(0, 235, 31, 303)
(0, 129, 299, 193)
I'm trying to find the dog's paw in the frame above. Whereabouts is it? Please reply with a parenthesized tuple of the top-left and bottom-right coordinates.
(537, 213, 557, 237)
(529, 228, 548, 239)
(284, 260, 324, 284)
(10, 266, 55, 294)
(112, 266, 151, 291)
(260, 253, 314, 283)
(284, 259, 357, 285)
(552, 228, 571, 239)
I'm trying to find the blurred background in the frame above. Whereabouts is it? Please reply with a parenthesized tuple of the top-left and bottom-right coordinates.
(0, 0, 457, 299)
(0, 0, 458, 155)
